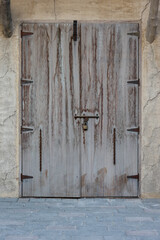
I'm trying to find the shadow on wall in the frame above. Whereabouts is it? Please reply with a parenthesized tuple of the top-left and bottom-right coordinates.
(0, 2, 2, 23)
(157, 11, 160, 35)
(0, 0, 13, 38)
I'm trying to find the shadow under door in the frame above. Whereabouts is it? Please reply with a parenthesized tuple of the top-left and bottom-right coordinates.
(21, 22, 139, 197)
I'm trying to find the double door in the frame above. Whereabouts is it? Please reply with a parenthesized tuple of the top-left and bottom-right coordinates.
(21, 22, 139, 197)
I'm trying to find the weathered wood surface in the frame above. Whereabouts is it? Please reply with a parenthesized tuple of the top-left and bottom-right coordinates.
(1, 0, 13, 37)
(22, 24, 51, 196)
(80, 23, 139, 197)
(48, 23, 81, 197)
(146, 0, 160, 43)
(22, 23, 81, 197)
(22, 22, 139, 197)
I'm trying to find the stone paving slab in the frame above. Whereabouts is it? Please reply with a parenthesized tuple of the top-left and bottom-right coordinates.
(0, 198, 160, 239)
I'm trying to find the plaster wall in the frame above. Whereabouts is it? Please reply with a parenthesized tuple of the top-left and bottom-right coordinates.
(0, 0, 159, 198)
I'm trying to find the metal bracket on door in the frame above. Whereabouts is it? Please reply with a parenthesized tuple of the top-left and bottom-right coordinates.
(127, 174, 139, 181)
(74, 115, 99, 120)
(113, 128, 116, 165)
(21, 31, 33, 38)
(21, 174, 33, 182)
(21, 127, 34, 133)
(127, 79, 140, 86)
(21, 79, 33, 85)
(127, 127, 139, 134)
(73, 20, 77, 41)
(127, 32, 140, 38)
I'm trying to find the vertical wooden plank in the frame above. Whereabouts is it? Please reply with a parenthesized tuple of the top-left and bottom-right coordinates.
(112, 23, 139, 197)
(80, 23, 112, 197)
(105, 24, 119, 196)
(34, 23, 51, 196)
(22, 23, 51, 196)
(125, 24, 139, 196)
(21, 23, 35, 196)
(49, 23, 81, 197)
(21, 24, 34, 196)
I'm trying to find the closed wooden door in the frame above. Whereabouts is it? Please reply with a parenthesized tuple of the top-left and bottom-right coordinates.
(21, 22, 139, 197)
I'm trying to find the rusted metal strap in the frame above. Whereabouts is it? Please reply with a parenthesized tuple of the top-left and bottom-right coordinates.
(74, 115, 99, 119)
(73, 20, 77, 41)
(21, 127, 34, 133)
(39, 129, 42, 172)
(127, 80, 140, 86)
(127, 32, 140, 38)
(127, 127, 139, 134)
(21, 174, 33, 182)
(21, 30, 33, 37)
(21, 79, 33, 85)
(113, 128, 116, 165)
(127, 174, 139, 180)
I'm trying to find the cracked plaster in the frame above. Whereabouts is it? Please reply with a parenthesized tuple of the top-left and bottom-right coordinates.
(0, 22, 19, 197)
(0, 0, 160, 198)
(141, 0, 160, 198)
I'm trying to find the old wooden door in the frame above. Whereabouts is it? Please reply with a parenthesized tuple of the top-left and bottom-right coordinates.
(21, 22, 139, 197)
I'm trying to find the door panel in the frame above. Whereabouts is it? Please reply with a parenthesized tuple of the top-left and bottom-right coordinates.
(22, 23, 81, 197)
(21, 22, 139, 197)
(49, 23, 81, 197)
(80, 23, 139, 197)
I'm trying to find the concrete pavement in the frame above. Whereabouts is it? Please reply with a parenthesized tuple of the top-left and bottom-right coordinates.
(0, 198, 160, 240)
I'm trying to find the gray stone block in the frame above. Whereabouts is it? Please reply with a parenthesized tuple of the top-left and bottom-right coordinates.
(73, 237, 104, 240)
(5, 236, 39, 240)
(126, 230, 159, 236)
(126, 217, 153, 222)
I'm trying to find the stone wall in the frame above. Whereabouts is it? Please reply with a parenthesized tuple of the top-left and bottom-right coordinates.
(0, 0, 159, 197)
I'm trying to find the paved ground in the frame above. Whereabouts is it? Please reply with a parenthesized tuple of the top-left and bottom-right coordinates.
(0, 198, 160, 240)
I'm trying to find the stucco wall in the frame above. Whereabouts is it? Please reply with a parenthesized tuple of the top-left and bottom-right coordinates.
(141, 4, 160, 198)
(0, 0, 159, 198)
(0, 24, 19, 197)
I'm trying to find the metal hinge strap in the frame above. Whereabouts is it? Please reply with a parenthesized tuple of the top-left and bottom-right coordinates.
(21, 31, 33, 37)
(39, 129, 42, 172)
(127, 127, 139, 134)
(21, 174, 33, 182)
(127, 80, 140, 86)
(113, 128, 116, 165)
(21, 127, 34, 133)
(73, 20, 77, 41)
(21, 79, 33, 85)
(74, 115, 99, 119)
(127, 174, 139, 180)
(127, 32, 140, 38)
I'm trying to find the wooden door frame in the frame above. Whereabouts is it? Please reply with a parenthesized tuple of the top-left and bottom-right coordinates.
(19, 20, 141, 198)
